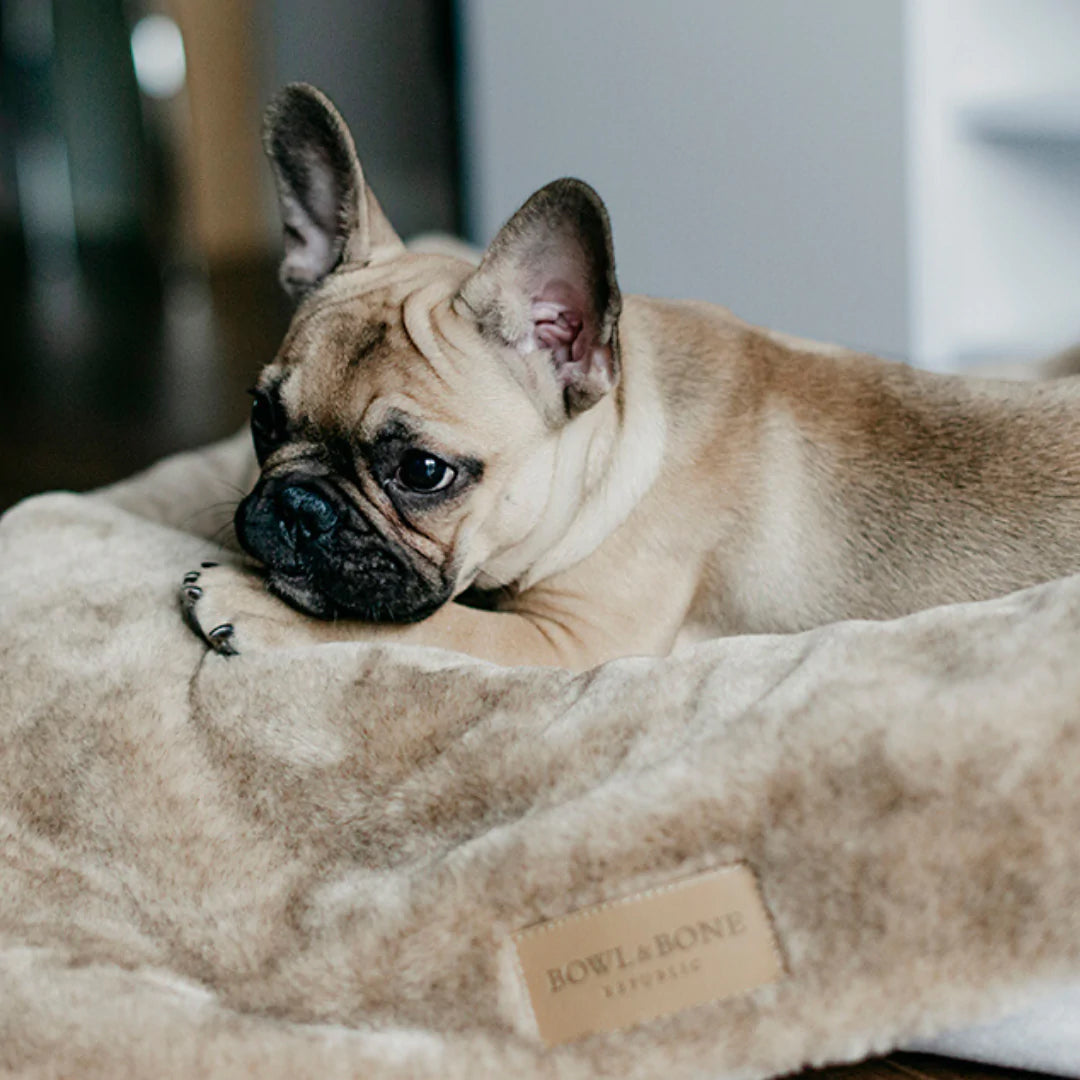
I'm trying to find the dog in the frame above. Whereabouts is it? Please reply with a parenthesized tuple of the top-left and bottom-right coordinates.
(181, 82, 1080, 670)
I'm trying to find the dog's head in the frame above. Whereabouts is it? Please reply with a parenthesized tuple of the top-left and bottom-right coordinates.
(235, 84, 622, 622)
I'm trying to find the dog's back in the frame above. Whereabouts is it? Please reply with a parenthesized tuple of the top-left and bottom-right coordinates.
(623, 296, 1080, 634)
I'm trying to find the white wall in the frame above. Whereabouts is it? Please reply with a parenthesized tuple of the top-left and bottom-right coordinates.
(461, 0, 910, 358)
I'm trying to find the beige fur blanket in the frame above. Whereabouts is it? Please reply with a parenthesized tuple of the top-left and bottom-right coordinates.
(3, 436, 1080, 1079)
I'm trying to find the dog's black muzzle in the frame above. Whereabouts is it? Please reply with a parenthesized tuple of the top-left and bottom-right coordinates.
(235, 472, 451, 623)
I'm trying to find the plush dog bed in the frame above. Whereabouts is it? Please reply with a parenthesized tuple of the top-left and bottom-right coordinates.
(2, 435, 1080, 1079)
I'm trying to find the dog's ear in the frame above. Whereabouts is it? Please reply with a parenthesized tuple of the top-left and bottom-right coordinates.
(455, 178, 621, 421)
(263, 83, 404, 299)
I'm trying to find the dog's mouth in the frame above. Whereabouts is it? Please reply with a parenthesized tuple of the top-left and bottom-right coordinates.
(263, 555, 449, 624)
(234, 473, 452, 623)
(264, 566, 336, 619)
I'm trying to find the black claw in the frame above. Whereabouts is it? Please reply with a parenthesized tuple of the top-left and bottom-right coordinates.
(182, 584, 202, 602)
(183, 571, 200, 585)
(207, 624, 238, 656)
(201, 561, 219, 569)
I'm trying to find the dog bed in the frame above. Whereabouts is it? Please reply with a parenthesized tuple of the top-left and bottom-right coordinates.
(1, 433, 1080, 1079)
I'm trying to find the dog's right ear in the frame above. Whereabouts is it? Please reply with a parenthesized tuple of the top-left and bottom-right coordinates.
(263, 83, 403, 299)
(455, 178, 622, 423)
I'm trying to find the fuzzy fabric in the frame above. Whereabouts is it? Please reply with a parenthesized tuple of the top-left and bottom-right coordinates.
(2, 437, 1080, 1079)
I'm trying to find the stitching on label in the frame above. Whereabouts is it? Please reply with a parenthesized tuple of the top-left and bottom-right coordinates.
(510, 936, 543, 1037)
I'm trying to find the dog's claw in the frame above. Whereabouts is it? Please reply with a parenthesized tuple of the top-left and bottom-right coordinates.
(207, 624, 238, 656)
(179, 569, 239, 656)
(200, 561, 218, 569)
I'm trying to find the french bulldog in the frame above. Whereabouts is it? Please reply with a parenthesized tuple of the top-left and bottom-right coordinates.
(181, 83, 1080, 670)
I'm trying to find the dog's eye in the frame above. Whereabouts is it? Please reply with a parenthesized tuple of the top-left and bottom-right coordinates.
(396, 450, 455, 493)
(250, 387, 287, 464)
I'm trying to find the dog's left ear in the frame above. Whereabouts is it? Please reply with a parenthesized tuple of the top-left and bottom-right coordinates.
(263, 83, 404, 299)
(455, 178, 621, 421)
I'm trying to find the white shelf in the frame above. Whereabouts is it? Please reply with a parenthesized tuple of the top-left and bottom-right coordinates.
(959, 94, 1080, 143)
(949, 338, 1069, 369)
(907, 0, 1080, 370)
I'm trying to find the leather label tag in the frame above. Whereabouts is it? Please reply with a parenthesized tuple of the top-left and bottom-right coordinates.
(512, 864, 782, 1045)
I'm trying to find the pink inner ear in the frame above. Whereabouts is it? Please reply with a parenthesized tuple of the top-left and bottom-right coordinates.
(526, 278, 617, 409)
(531, 279, 593, 363)
(533, 302, 582, 347)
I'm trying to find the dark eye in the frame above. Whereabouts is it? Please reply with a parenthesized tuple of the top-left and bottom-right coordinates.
(250, 386, 287, 464)
(395, 449, 455, 493)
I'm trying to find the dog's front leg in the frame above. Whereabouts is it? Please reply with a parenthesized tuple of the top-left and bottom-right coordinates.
(179, 564, 602, 669)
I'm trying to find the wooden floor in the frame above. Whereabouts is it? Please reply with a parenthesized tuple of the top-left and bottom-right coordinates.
(809, 1053, 1052, 1080)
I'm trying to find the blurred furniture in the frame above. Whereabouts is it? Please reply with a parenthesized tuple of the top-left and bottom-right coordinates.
(1, 0, 459, 513)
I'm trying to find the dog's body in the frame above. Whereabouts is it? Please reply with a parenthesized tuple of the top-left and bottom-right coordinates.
(182, 85, 1080, 669)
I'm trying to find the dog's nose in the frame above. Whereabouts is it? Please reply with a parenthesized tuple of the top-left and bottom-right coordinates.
(277, 485, 339, 544)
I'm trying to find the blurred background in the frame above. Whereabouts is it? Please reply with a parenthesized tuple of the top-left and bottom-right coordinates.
(4, 0, 1080, 512)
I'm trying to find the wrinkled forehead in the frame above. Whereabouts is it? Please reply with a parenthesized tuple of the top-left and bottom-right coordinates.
(279, 294, 407, 401)
(281, 253, 469, 361)
(275, 259, 460, 406)
(264, 254, 529, 444)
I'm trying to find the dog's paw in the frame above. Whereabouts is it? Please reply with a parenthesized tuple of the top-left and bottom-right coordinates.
(180, 562, 316, 656)
(180, 563, 245, 655)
